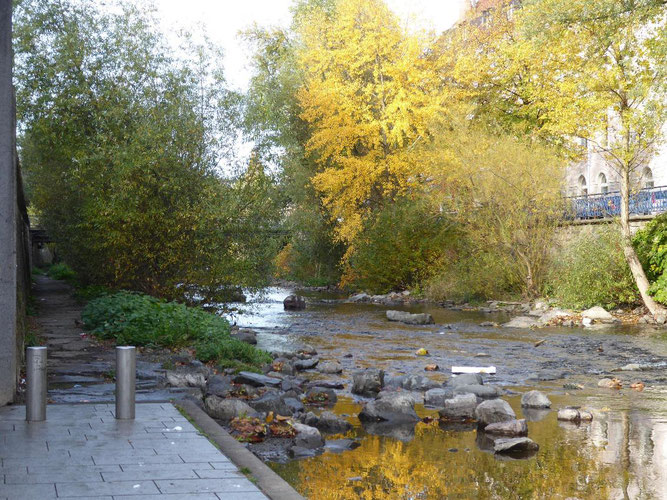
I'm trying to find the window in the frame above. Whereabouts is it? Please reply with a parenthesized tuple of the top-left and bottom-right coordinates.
(598, 172, 608, 194)
(578, 175, 587, 196)
(643, 167, 654, 189)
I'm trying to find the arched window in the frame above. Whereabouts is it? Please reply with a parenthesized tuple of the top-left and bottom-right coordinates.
(598, 172, 608, 194)
(578, 175, 588, 196)
(643, 167, 654, 189)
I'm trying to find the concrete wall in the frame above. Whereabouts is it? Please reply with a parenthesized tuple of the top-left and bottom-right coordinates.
(0, 0, 29, 406)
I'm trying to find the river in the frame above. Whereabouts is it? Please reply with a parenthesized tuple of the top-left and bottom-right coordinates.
(229, 287, 667, 499)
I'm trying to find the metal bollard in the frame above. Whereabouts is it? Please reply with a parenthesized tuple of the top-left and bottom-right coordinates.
(26, 346, 47, 422)
(115, 346, 136, 419)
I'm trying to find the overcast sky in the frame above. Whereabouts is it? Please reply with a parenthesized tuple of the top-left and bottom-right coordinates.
(153, 0, 467, 91)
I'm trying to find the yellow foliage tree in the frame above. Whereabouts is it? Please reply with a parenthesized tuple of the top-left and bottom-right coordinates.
(297, 0, 444, 274)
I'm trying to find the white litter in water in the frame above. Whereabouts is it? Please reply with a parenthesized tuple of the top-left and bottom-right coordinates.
(451, 366, 496, 374)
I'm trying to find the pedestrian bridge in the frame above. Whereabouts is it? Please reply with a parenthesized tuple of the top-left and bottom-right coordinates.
(569, 186, 667, 220)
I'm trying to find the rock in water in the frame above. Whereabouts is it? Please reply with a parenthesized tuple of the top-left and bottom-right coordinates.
(232, 328, 257, 345)
(284, 295, 306, 310)
(424, 388, 454, 407)
(502, 316, 538, 328)
(400, 373, 439, 391)
(291, 423, 324, 449)
(520, 390, 551, 409)
(557, 408, 593, 422)
(582, 306, 615, 323)
(315, 411, 352, 434)
(494, 437, 539, 454)
(475, 399, 516, 428)
(453, 384, 500, 399)
(448, 373, 483, 387)
(204, 397, 258, 421)
(484, 419, 528, 437)
(294, 357, 319, 371)
(438, 394, 478, 421)
(352, 368, 384, 397)
(318, 361, 343, 374)
(358, 392, 420, 423)
(386, 310, 434, 325)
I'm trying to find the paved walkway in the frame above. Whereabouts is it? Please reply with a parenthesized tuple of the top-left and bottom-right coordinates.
(0, 403, 269, 500)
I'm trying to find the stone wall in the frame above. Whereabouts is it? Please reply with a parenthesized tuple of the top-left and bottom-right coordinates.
(555, 216, 651, 249)
(0, 0, 30, 406)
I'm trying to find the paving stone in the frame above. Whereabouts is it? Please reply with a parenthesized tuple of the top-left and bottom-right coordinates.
(194, 468, 244, 479)
(155, 478, 259, 494)
(0, 483, 58, 499)
(56, 480, 160, 497)
(115, 495, 219, 500)
(4, 471, 104, 484)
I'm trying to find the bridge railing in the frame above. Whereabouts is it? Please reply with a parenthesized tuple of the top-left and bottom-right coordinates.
(567, 186, 667, 220)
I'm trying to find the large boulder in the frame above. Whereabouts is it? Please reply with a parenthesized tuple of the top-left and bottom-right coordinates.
(521, 390, 551, 409)
(386, 310, 434, 325)
(475, 399, 516, 428)
(283, 397, 305, 414)
(582, 306, 616, 323)
(448, 373, 483, 388)
(438, 394, 478, 421)
(502, 316, 538, 328)
(204, 397, 258, 421)
(493, 437, 539, 454)
(352, 368, 384, 397)
(484, 419, 528, 437)
(284, 295, 306, 311)
(358, 392, 420, 423)
(536, 309, 571, 326)
(453, 384, 500, 399)
(233, 371, 282, 388)
(424, 388, 454, 407)
(401, 374, 439, 391)
(291, 422, 324, 449)
(315, 411, 352, 434)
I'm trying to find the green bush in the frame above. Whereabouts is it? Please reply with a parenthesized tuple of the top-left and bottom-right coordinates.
(549, 226, 638, 309)
(633, 214, 667, 304)
(81, 291, 271, 368)
(425, 248, 521, 303)
(47, 263, 77, 282)
(349, 199, 455, 293)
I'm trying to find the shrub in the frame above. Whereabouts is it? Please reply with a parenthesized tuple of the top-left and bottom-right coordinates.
(82, 291, 271, 368)
(549, 226, 638, 310)
(348, 199, 455, 293)
(633, 214, 667, 304)
(47, 263, 77, 282)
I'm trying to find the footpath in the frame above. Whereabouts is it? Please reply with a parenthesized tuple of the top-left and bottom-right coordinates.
(0, 276, 278, 500)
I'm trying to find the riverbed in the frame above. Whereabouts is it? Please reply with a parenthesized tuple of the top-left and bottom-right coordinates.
(231, 288, 667, 499)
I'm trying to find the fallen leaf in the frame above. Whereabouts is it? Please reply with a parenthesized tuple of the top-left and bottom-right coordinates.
(424, 364, 439, 371)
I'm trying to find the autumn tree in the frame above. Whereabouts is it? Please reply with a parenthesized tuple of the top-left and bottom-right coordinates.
(296, 0, 444, 278)
(514, 0, 667, 316)
(447, 0, 667, 314)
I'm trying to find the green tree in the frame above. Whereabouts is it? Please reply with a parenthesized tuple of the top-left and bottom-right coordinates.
(14, 0, 280, 300)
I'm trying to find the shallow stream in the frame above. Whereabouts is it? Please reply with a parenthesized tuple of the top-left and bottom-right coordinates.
(231, 288, 667, 499)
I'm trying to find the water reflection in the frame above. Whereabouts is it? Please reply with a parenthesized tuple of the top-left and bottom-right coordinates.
(271, 396, 667, 499)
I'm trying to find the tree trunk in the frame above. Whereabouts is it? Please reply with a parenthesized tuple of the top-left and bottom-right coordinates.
(619, 168, 665, 318)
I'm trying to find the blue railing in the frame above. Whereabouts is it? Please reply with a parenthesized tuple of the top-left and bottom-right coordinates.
(569, 186, 667, 220)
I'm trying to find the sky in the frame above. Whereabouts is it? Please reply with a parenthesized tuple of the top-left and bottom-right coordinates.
(153, 0, 467, 91)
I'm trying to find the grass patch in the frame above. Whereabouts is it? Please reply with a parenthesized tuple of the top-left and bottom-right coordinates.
(81, 291, 271, 369)
(46, 262, 77, 282)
